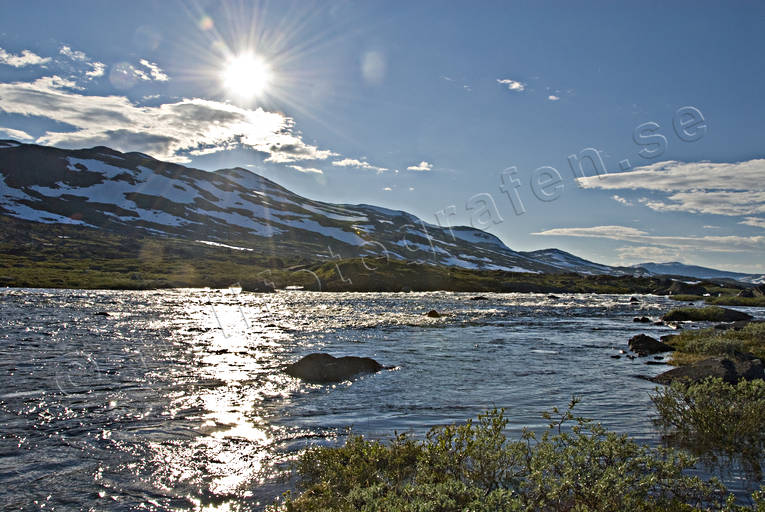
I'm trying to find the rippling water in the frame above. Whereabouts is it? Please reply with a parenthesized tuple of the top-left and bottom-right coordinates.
(0, 288, 760, 510)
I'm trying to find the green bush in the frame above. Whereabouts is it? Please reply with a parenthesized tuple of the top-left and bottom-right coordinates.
(651, 378, 765, 480)
(705, 296, 765, 307)
(662, 307, 747, 322)
(666, 323, 765, 361)
(270, 399, 765, 511)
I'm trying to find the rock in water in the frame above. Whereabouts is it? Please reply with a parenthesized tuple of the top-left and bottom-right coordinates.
(628, 334, 675, 356)
(285, 353, 386, 383)
(426, 310, 442, 318)
(652, 356, 764, 385)
(633, 316, 651, 323)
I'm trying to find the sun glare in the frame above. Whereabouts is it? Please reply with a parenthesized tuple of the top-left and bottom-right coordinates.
(222, 53, 272, 99)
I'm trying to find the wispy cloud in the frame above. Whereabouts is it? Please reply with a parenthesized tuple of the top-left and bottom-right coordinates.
(138, 59, 169, 81)
(331, 158, 386, 172)
(288, 164, 323, 174)
(59, 45, 105, 78)
(0, 47, 50, 67)
(611, 194, 632, 206)
(496, 78, 525, 92)
(547, 94, 560, 101)
(740, 217, 765, 229)
(407, 160, 433, 171)
(532, 225, 765, 253)
(534, 225, 647, 239)
(577, 159, 765, 217)
(0, 126, 34, 141)
(615, 245, 681, 263)
(0, 75, 335, 164)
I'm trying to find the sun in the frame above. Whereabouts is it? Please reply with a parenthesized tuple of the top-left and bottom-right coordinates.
(222, 53, 272, 99)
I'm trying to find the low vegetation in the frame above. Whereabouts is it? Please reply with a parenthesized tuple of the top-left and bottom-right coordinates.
(664, 322, 765, 362)
(652, 378, 765, 480)
(1, 214, 706, 294)
(662, 306, 752, 323)
(669, 294, 765, 308)
(705, 296, 765, 307)
(270, 400, 765, 511)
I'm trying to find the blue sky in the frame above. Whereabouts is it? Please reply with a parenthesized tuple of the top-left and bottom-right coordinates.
(1, 1, 764, 272)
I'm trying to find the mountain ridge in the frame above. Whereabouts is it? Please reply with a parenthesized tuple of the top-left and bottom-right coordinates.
(0, 139, 761, 283)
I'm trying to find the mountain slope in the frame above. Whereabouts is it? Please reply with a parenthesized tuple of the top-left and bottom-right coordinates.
(0, 140, 760, 283)
(634, 262, 764, 284)
(519, 248, 647, 276)
(0, 140, 559, 273)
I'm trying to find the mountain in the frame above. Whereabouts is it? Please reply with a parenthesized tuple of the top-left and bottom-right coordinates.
(519, 248, 646, 277)
(633, 262, 765, 284)
(0, 140, 563, 273)
(0, 140, 756, 283)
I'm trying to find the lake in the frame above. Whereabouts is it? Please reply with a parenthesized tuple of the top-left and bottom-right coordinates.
(0, 288, 759, 510)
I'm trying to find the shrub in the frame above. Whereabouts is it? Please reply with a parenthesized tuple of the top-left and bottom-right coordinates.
(705, 296, 765, 307)
(662, 307, 752, 323)
(651, 378, 765, 480)
(270, 399, 764, 511)
(666, 323, 765, 361)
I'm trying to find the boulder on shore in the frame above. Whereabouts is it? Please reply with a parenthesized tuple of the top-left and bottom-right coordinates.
(652, 355, 764, 385)
(285, 353, 388, 383)
(628, 334, 675, 356)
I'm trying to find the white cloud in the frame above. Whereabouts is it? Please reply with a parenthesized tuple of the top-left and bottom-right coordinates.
(407, 160, 433, 171)
(533, 225, 648, 239)
(578, 160, 765, 193)
(0, 126, 34, 141)
(497, 78, 525, 91)
(0, 48, 50, 67)
(86, 62, 106, 78)
(611, 194, 632, 206)
(288, 164, 323, 174)
(59, 45, 105, 79)
(383, 186, 392, 191)
(0, 75, 335, 164)
(641, 191, 765, 216)
(59, 45, 87, 61)
(547, 95, 560, 101)
(577, 159, 765, 217)
(616, 245, 681, 263)
(139, 59, 169, 81)
(740, 217, 765, 229)
(331, 158, 386, 172)
(532, 225, 765, 253)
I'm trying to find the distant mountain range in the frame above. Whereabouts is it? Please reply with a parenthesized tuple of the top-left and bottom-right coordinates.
(631, 262, 764, 284)
(0, 139, 762, 284)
